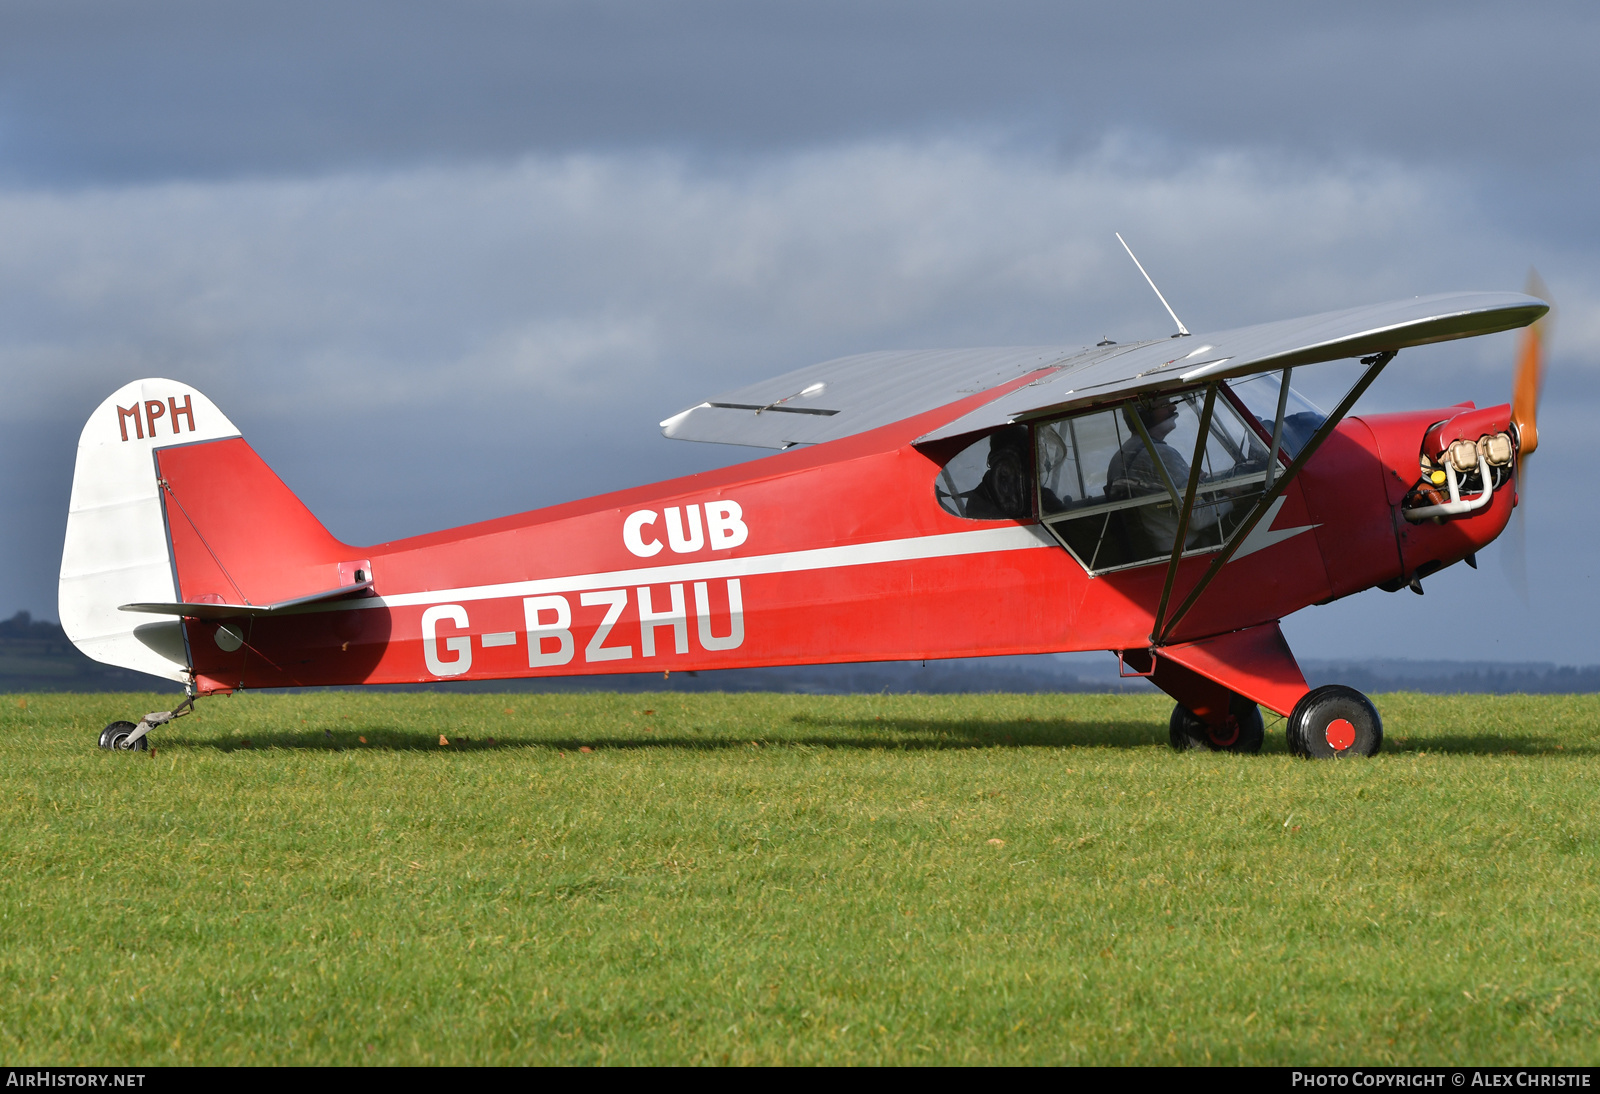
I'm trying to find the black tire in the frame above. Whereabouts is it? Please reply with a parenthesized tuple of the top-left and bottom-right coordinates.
(1169, 695, 1264, 754)
(1287, 685, 1382, 759)
(99, 721, 148, 752)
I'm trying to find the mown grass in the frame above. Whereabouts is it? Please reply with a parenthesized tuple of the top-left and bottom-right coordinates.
(2, 689, 1598, 1065)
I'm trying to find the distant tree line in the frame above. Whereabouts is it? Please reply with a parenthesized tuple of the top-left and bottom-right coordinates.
(0, 611, 171, 691)
(0, 610, 69, 642)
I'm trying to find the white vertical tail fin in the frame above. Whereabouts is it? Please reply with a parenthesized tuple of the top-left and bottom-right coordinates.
(59, 379, 242, 683)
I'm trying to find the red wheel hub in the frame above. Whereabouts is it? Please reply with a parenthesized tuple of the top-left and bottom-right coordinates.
(1208, 717, 1240, 748)
(1325, 717, 1357, 751)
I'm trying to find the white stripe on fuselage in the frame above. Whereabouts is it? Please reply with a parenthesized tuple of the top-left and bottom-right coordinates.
(1230, 497, 1319, 561)
(339, 524, 1058, 612)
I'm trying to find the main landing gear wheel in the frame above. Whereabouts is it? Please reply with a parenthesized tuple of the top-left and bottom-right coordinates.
(1169, 695, 1264, 754)
(1287, 685, 1382, 759)
(98, 721, 148, 752)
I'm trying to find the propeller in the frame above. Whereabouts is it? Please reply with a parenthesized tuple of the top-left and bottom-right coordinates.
(1504, 269, 1553, 600)
(1511, 269, 1550, 457)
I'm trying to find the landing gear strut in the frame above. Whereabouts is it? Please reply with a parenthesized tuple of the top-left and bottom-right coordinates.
(97, 694, 196, 752)
(1287, 685, 1382, 758)
(1169, 694, 1264, 754)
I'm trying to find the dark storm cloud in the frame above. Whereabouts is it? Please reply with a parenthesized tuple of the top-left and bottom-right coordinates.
(2, 1, 1596, 194)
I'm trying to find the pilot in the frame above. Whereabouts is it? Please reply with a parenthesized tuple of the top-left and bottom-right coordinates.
(1105, 397, 1230, 552)
(963, 426, 1044, 520)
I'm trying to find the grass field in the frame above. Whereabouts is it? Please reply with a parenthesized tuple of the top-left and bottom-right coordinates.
(2, 689, 1598, 1065)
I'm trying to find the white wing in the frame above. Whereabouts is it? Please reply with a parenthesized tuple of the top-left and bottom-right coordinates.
(660, 292, 1547, 450)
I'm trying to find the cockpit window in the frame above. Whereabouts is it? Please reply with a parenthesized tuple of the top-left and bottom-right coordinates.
(1226, 371, 1327, 459)
(935, 425, 1033, 520)
(1034, 392, 1271, 573)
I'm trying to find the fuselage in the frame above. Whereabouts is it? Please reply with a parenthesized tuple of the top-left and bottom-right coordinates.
(156, 383, 1516, 696)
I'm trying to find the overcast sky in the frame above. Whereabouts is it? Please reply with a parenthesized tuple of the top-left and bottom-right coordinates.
(4, 1, 1598, 665)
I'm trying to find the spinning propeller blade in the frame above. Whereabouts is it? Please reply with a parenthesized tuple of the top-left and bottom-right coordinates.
(1504, 270, 1553, 600)
(1511, 269, 1550, 457)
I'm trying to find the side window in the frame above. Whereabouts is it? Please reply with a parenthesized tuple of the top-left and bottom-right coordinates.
(1035, 407, 1133, 516)
(1035, 394, 1271, 573)
(934, 426, 1033, 521)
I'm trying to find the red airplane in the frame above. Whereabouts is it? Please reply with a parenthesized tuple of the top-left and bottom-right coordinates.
(61, 287, 1548, 759)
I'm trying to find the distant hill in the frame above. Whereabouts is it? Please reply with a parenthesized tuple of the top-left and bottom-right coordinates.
(0, 611, 173, 691)
(3, 611, 1597, 696)
(1299, 658, 1600, 697)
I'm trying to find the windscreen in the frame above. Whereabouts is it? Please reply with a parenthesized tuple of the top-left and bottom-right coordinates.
(1225, 371, 1327, 458)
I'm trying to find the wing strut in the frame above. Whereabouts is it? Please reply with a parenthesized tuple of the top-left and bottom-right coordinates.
(1151, 383, 1219, 638)
(1153, 350, 1396, 645)
(1264, 367, 1293, 492)
(1127, 405, 1184, 511)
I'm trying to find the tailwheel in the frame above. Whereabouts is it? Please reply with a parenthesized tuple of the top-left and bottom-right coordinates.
(1169, 694, 1264, 754)
(1287, 685, 1382, 759)
(98, 721, 149, 752)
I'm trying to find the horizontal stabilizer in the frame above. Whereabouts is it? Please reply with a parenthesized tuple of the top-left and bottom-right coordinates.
(120, 578, 373, 621)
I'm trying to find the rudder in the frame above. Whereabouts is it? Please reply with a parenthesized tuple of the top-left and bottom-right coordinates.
(59, 379, 350, 683)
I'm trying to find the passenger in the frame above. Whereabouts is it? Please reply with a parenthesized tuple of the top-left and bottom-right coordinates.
(963, 426, 1053, 520)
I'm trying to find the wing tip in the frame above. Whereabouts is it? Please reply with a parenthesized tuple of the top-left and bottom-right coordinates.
(659, 403, 709, 438)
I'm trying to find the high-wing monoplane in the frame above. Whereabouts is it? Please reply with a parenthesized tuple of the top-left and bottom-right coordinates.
(61, 283, 1549, 758)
